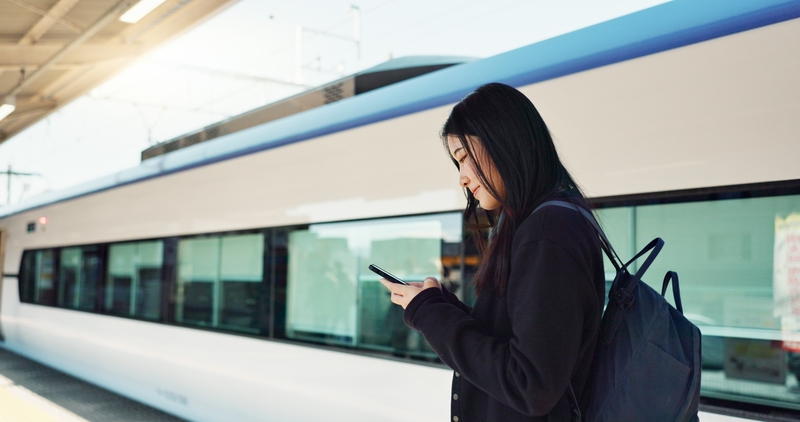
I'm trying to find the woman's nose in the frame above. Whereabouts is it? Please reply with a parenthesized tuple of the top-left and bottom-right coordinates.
(459, 171, 469, 187)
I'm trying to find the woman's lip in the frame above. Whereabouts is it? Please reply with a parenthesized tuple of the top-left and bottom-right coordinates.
(471, 186, 479, 196)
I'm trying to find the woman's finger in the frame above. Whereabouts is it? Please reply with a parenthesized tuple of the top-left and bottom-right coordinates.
(423, 277, 442, 290)
(380, 279, 415, 294)
(380, 279, 403, 294)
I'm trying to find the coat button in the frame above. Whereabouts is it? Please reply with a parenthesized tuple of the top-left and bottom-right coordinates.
(453, 394, 459, 400)
(455, 372, 460, 377)
(453, 417, 459, 422)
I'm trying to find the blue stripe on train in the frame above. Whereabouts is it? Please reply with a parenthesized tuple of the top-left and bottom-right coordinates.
(3, 0, 799, 218)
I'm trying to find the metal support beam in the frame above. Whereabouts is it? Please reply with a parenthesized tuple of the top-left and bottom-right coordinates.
(6, 0, 84, 35)
(0, 44, 144, 67)
(5, 0, 138, 98)
(0, 103, 57, 122)
(16, 0, 83, 45)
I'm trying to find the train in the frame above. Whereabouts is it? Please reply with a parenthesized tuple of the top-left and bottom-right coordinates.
(2, 1, 800, 421)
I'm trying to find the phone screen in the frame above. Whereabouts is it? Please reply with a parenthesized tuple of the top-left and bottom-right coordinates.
(368, 264, 409, 285)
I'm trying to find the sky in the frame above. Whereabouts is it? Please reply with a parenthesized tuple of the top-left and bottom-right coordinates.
(0, 0, 668, 206)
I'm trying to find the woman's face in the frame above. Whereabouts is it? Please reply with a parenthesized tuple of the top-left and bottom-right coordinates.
(447, 135, 506, 211)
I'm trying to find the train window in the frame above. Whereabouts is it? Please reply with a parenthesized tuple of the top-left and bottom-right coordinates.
(18, 249, 57, 306)
(598, 193, 800, 410)
(219, 234, 263, 332)
(19, 251, 35, 303)
(57, 246, 102, 311)
(105, 241, 164, 320)
(284, 213, 461, 358)
(176, 233, 264, 333)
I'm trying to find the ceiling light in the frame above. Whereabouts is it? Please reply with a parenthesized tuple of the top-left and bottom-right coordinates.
(119, 0, 166, 24)
(0, 96, 15, 122)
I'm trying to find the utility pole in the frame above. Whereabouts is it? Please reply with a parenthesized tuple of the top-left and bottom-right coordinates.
(350, 5, 361, 62)
(4, 165, 40, 205)
(295, 5, 363, 82)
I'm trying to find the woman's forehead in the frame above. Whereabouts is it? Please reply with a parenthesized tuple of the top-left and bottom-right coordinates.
(447, 134, 479, 153)
(446, 135, 463, 152)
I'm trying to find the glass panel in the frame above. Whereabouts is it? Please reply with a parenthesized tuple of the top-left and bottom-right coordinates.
(219, 234, 264, 333)
(106, 243, 135, 315)
(617, 194, 800, 410)
(21, 250, 56, 306)
(285, 213, 461, 358)
(177, 237, 219, 327)
(634, 197, 800, 330)
(78, 247, 101, 311)
(460, 233, 479, 308)
(37, 250, 56, 306)
(287, 230, 356, 344)
(106, 241, 164, 320)
(177, 234, 264, 332)
(57, 246, 101, 311)
(272, 229, 289, 339)
(58, 248, 81, 309)
(19, 251, 36, 303)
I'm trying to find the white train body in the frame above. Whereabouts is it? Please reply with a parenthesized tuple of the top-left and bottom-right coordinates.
(1, 2, 799, 420)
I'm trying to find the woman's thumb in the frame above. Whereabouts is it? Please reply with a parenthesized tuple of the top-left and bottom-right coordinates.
(423, 277, 441, 289)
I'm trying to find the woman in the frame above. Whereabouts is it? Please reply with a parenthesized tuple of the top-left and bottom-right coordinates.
(380, 83, 605, 421)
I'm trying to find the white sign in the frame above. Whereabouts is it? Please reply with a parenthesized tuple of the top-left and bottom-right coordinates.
(774, 213, 800, 316)
(774, 213, 800, 352)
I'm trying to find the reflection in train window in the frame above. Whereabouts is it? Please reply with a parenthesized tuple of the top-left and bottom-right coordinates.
(57, 246, 101, 311)
(105, 241, 164, 320)
(176, 233, 264, 333)
(595, 194, 800, 410)
(19, 249, 56, 306)
(284, 213, 462, 358)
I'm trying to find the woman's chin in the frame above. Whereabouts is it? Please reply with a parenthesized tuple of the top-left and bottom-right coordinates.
(479, 201, 501, 211)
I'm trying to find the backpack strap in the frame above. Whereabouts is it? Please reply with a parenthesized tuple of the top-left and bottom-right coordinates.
(612, 237, 664, 311)
(661, 271, 684, 314)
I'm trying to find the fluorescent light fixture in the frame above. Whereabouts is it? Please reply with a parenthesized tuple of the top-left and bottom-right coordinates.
(0, 96, 15, 122)
(119, 0, 166, 24)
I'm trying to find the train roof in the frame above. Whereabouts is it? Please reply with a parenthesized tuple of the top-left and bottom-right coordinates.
(139, 55, 477, 161)
(2, 0, 799, 219)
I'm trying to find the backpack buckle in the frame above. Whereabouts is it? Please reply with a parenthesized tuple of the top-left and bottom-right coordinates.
(613, 289, 635, 310)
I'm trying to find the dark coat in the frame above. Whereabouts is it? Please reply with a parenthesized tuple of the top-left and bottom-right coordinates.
(404, 202, 605, 421)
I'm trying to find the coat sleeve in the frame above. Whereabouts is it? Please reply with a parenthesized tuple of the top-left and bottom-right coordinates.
(440, 284, 472, 315)
(404, 238, 596, 417)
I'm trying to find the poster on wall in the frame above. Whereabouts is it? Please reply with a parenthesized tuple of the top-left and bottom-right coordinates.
(723, 338, 786, 384)
(774, 212, 800, 352)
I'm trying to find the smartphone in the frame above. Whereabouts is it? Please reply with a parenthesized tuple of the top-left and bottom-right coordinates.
(368, 264, 409, 285)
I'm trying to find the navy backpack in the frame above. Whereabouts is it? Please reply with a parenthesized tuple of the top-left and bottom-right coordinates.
(536, 201, 701, 422)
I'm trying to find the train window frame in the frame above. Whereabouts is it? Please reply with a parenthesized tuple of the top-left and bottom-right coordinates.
(173, 229, 268, 334)
(15, 180, 800, 413)
(279, 212, 462, 359)
(104, 240, 165, 321)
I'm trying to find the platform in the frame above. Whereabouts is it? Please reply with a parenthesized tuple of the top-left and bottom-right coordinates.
(0, 347, 182, 422)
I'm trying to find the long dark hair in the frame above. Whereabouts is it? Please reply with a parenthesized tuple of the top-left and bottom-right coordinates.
(441, 83, 586, 295)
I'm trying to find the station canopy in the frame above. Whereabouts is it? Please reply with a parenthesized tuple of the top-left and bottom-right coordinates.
(0, 0, 236, 144)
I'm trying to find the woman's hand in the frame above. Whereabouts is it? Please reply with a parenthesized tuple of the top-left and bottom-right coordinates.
(379, 277, 442, 309)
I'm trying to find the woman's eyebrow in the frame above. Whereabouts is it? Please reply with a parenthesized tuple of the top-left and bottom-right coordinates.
(451, 146, 465, 157)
